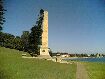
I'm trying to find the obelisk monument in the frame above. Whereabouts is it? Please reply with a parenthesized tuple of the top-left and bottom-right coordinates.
(40, 10, 50, 57)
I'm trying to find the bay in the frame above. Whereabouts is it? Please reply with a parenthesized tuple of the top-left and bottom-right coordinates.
(64, 57, 105, 62)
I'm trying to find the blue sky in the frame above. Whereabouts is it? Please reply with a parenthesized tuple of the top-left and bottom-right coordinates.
(3, 0, 105, 54)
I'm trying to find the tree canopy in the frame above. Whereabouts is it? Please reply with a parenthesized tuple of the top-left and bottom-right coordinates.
(29, 9, 44, 55)
(0, 0, 6, 31)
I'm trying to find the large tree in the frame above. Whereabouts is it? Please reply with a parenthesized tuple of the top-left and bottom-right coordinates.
(29, 9, 44, 55)
(0, 0, 6, 31)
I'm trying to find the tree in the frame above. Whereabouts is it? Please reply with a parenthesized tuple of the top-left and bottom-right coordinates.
(0, 32, 15, 48)
(0, 32, 23, 51)
(0, 0, 6, 31)
(49, 48, 52, 57)
(29, 25, 42, 54)
(90, 54, 95, 57)
(14, 36, 23, 50)
(29, 9, 44, 55)
(21, 31, 30, 51)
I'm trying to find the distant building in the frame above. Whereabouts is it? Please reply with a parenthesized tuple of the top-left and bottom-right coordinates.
(61, 54, 69, 57)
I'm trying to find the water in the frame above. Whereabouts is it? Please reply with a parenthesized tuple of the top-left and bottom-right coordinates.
(64, 57, 105, 62)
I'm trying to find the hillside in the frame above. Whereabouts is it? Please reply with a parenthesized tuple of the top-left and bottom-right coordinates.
(0, 47, 76, 79)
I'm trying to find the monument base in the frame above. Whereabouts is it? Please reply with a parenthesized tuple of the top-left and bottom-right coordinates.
(39, 47, 51, 59)
(38, 55, 51, 59)
(40, 47, 49, 55)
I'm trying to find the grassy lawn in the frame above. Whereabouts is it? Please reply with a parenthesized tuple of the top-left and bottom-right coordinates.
(0, 47, 76, 79)
(84, 62, 105, 79)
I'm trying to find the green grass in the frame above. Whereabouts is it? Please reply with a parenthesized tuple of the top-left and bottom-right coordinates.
(84, 62, 105, 79)
(0, 47, 76, 79)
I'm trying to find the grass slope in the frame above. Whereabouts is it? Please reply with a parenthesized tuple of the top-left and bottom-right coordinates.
(84, 62, 105, 79)
(0, 47, 76, 79)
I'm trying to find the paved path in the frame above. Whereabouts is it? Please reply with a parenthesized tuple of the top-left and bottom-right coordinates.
(76, 62, 89, 79)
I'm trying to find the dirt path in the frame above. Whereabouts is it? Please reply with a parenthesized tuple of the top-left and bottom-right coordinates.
(76, 62, 89, 79)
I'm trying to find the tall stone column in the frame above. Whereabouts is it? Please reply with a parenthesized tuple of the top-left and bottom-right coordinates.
(40, 11, 50, 56)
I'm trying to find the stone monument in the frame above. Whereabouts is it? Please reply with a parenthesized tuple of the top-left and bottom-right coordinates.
(39, 10, 50, 58)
